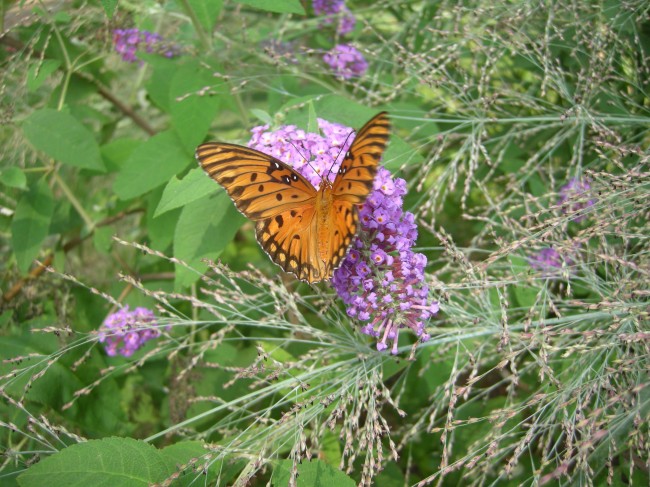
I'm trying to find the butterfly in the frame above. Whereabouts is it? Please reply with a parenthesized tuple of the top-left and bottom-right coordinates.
(195, 112, 390, 283)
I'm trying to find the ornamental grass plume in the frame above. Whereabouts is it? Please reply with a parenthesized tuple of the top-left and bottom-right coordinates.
(323, 44, 368, 79)
(98, 306, 162, 357)
(248, 117, 439, 353)
(113, 28, 179, 63)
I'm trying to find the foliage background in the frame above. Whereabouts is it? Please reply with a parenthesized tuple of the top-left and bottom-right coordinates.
(1, 0, 648, 486)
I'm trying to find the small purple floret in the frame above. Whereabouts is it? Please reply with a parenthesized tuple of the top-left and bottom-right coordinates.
(323, 44, 368, 79)
(98, 306, 164, 357)
(113, 28, 179, 63)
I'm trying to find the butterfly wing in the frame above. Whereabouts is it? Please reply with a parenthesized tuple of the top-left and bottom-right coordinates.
(331, 111, 391, 203)
(196, 143, 325, 282)
(319, 112, 390, 278)
(196, 143, 316, 220)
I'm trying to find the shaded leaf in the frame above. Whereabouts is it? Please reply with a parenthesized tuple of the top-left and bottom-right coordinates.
(23, 109, 104, 171)
(113, 131, 189, 200)
(174, 192, 244, 288)
(17, 437, 174, 487)
(11, 178, 54, 273)
(234, 0, 305, 14)
(155, 168, 218, 217)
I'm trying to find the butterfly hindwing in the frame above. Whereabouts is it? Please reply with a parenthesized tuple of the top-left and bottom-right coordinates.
(255, 205, 323, 282)
(326, 200, 358, 276)
(332, 112, 391, 203)
(196, 143, 317, 220)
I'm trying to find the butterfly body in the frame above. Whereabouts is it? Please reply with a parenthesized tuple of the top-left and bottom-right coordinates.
(196, 112, 390, 283)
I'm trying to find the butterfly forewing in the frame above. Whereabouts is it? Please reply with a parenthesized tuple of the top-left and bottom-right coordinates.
(332, 112, 390, 204)
(196, 143, 316, 220)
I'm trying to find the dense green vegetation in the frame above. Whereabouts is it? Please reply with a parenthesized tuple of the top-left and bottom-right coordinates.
(1, 1, 648, 485)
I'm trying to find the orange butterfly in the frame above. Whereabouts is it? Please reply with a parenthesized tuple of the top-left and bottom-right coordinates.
(195, 112, 390, 283)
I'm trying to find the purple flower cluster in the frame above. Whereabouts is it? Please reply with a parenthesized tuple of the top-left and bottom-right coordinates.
(323, 44, 368, 79)
(528, 248, 573, 274)
(113, 28, 179, 63)
(98, 306, 163, 357)
(331, 168, 439, 354)
(313, 0, 356, 35)
(558, 177, 594, 222)
(248, 119, 438, 353)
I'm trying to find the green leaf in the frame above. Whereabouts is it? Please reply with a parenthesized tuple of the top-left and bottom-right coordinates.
(250, 108, 273, 125)
(101, 138, 141, 173)
(307, 102, 318, 134)
(22, 109, 104, 171)
(155, 168, 218, 217)
(272, 459, 355, 487)
(17, 437, 175, 487)
(93, 225, 114, 254)
(174, 192, 244, 288)
(170, 60, 222, 152)
(113, 131, 190, 200)
(147, 188, 178, 251)
(233, 0, 305, 14)
(144, 56, 178, 112)
(186, 0, 223, 31)
(101, 0, 118, 18)
(27, 59, 61, 92)
(0, 167, 27, 189)
(11, 178, 54, 273)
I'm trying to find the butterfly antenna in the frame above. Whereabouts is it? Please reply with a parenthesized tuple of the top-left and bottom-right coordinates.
(324, 129, 356, 183)
(287, 140, 321, 176)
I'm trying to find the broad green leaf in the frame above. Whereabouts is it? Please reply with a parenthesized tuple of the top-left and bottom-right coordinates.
(186, 0, 223, 31)
(113, 131, 190, 200)
(93, 225, 114, 254)
(154, 168, 218, 217)
(0, 167, 27, 189)
(250, 108, 273, 125)
(234, 0, 305, 14)
(174, 192, 244, 288)
(11, 178, 54, 273)
(100, 138, 141, 173)
(101, 0, 118, 18)
(22, 109, 104, 171)
(143, 55, 178, 112)
(147, 187, 179, 251)
(27, 59, 61, 92)
(170, 60, 222, 152)
(272, 459, 355, 487)
(17, 437, 174, 487)
(307, 102, 318, 134)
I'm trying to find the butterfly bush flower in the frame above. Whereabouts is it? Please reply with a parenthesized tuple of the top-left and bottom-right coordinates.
(312, 0, 356, 35)
(248, 119, 439, 354)
(558, 177, 594, 222)
(528, 247, 574, 275)
(331, 168, 439, 353)
(113, 28, 179, 63)
(98, 306, 163, 357)
(323, 44, 368, 79)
